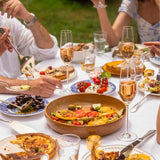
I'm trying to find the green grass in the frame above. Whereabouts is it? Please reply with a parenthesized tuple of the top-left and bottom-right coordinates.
(21, 0, 137, 44)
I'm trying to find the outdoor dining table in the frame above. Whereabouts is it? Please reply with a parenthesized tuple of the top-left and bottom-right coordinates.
(0, 50, 160, 159)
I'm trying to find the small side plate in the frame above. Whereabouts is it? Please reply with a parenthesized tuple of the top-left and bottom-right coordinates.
(70, 79, 116, 95)
(0, 97, 49, 117)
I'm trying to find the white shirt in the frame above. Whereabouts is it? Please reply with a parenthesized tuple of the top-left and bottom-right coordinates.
(0, 13, 59, 78)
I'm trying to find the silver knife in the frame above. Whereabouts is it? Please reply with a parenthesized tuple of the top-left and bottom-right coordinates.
(120, 130, 156, 155)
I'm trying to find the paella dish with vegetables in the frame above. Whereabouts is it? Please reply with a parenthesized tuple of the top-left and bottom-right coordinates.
(50, 103, 125, 126)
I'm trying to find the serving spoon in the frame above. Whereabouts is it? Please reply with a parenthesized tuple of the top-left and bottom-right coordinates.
(0, 28, 36, 77)
(0, 98, 33, 111)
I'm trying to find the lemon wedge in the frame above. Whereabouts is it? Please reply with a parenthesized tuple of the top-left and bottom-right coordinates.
(20, 85, 31, 90)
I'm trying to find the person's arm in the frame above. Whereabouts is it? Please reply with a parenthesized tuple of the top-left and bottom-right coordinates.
(91, 0, 132, 47)
(144, 41, 160, 57)
(0, 76, 63, 98)
(0, 0, 54, 49)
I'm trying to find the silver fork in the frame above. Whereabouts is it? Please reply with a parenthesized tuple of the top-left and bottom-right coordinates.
(130, 90, 151, 113)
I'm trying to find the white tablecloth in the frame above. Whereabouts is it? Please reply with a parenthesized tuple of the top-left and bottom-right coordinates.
(0, 52, 160, 159)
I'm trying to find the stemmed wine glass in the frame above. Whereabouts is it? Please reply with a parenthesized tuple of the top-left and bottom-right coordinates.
(121, 26, 134, 63)
(118, 62, 137, 142)
(93, 0, 107, 8)
(60, 30, 74, 95)
(118, 26, 136, 141)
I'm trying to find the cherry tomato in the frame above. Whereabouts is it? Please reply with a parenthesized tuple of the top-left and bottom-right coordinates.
(97, 88, 104, 94)
(101, 87, 107, 92)
(25, 73, 30, 77)
(73, 121, 82, 125)
(40, 71, 45, 75)
(93, 77, 98, 82)
(86, 82, 91, 87)
(94, 78, 101, 85)
(77, 82, 82, 87)
(101, 83, 107, 88)
(79, 86, 86, 92)
(102, 79, 108, 85)
(102, 77, 108, 81)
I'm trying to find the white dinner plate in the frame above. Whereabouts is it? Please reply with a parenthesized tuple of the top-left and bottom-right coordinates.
(0, 96, 49, 117)
(70, 79, 116, 95)
(81, 145, 155, 160)
(18, 66, 77, 83)
(137, 77, 160, 96)
(150, 56, 160, 65)
(37, 66, 77, 82)
(112, 43, 149, 58)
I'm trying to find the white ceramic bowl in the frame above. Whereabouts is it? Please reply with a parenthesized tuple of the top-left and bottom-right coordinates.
(72, 43, 84, 63)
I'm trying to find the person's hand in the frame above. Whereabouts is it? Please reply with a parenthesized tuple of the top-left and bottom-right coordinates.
(0, 0, 31, 21)
(0, 27, 13, 56)
(27, 76, 63, 98)
(144, 41, 160, 58)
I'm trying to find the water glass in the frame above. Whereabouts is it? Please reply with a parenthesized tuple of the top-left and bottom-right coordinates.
(57, 134, 81, 160)
(83, 46, 96, 72)
(131, 50, 145, 81)
(94, 31, 107, 54)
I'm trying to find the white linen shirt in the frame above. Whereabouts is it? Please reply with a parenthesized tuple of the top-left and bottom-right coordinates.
(119, 0, 160, 43)
(0, 13, 59, 78)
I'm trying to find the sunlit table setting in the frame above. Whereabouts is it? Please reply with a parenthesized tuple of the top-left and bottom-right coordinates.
(0, 48, 160, 159)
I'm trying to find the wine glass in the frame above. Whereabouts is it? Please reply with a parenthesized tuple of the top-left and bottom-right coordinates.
(121, 26, 134, 62)
(60, 30, 74, 95)
(118, 62, 137, 142)
(93, 0, 107, 8)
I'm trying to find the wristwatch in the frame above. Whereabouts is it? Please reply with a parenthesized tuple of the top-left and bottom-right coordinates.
(23, 13, 37, 28)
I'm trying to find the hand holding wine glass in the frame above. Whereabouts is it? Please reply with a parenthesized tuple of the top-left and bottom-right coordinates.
(60, 30, 73, 95)
(118, 62, 137, 142)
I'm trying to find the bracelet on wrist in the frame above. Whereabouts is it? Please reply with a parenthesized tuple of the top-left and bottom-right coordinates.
(23, 13, 37, 28)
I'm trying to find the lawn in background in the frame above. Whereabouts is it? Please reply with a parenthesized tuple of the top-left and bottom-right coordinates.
(21, 0, 137, 44)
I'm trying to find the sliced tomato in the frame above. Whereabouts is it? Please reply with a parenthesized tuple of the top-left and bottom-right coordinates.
(86, 111, 99, 117)
(65, 112, 75, 118)
(51, 115, 59, 121)
(75, 109, 86, 118)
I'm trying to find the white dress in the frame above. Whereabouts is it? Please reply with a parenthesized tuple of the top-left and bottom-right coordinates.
(0, 13, 59, 78)
(119, 0, 160, 43)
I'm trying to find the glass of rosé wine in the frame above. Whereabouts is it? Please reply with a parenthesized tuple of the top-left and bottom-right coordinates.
(118, 62, 137, 142)
(60, 30, 74, 95)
